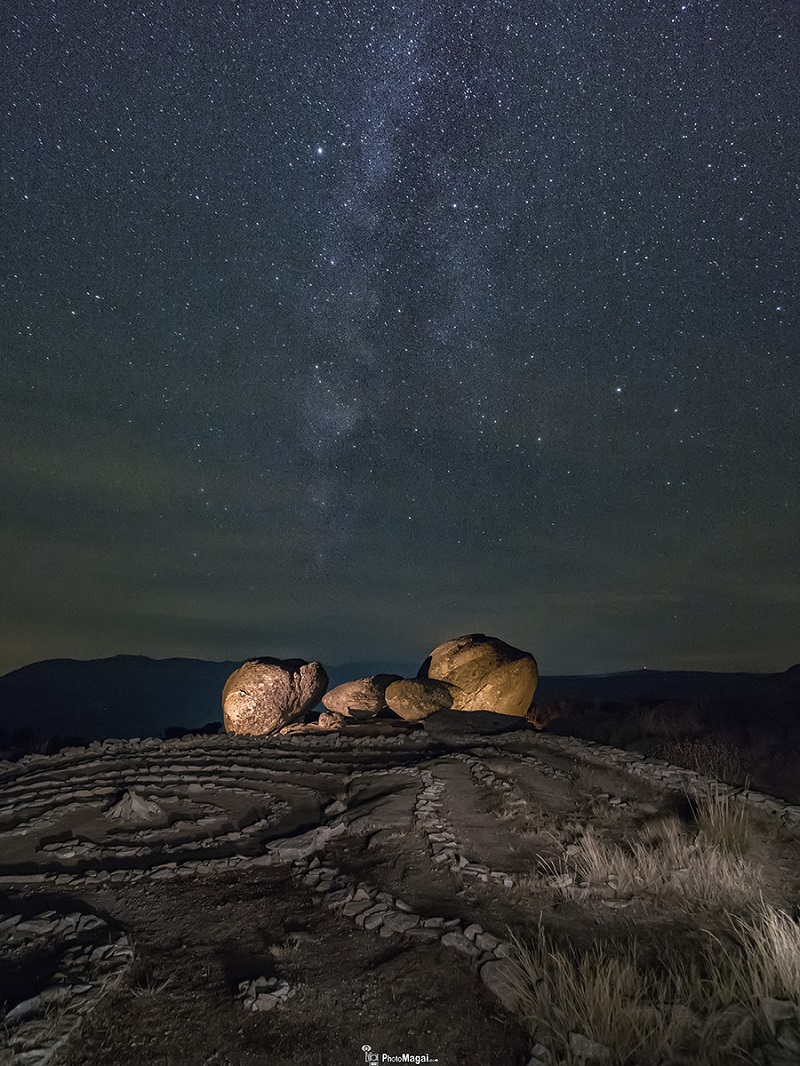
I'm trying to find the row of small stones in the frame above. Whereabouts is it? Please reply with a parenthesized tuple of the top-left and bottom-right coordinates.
(463, 748, 633, 818)
(0, 729, 433, 788)
(291, 853, 518, 999)
(0, 851, 286, 888)
(1, 912, 133, 1066)
(415, 757, 639, 900)
(350, 759, 521, 886)
(31, 808, 288, 864)
(536, 734, 800, 825)
(0, 746, 425, 823)
(8, 720, 799, 828)
(479, 746, 574, 784)
(0, 763, 332, 817)
(414, 766, 517, 888)
(2, 801, 288, 856)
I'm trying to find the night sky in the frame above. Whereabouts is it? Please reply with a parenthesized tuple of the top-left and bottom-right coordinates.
(2, 0, 798, 678)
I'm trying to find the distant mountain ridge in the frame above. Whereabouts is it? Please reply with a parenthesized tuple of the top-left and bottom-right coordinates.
(535, 666, 800, 707)
(0, 654, 797, 744)
(0, 655, 418, 742)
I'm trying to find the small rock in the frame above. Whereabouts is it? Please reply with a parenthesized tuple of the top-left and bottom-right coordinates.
(762, 998, 799, 1027)
(527, 1045, 553, 1065)
(362, 911, 387, 931)
(777, 1023, 800, 1054)
(545, 872, 573, 890)
(475, 932, 501, 952)
(405, 927, 440, 943)
(324, 888, 353, 906)
(480, 958, 521, 1012)
(5, 995, 42, 1022)
(441, 931, 480, 957)
(342, 900, 374, 917)
(252, 993, 279, 1011)
(710, 1003, 754, 1048)
(568, 1032, 612, 1065)
(381, 912, 420, 934)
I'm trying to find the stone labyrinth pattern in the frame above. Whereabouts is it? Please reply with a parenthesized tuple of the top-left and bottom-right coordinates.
(2, 729, 798, 1064)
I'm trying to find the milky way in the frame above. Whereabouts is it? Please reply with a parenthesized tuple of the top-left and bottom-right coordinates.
(1, 0, 798, 673)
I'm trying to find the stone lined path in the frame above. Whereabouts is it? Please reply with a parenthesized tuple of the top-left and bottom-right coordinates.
(2, 727, 799, 1064)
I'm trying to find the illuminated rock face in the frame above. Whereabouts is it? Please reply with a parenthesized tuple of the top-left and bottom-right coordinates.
(322, 674, 402, 718)
(384, 678, 457, 721)
(222, 658, 328, 735)
(419, 634, 538, 717)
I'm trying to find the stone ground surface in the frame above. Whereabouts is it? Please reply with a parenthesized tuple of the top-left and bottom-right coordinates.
(2, 727, 800, 1065)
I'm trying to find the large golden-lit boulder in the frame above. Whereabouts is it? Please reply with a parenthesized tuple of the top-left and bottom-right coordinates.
(419, 634, 537, 717)
(222, 657, 328, 735)
(322, 674, 402, 718)
(384, 678, 456, 721)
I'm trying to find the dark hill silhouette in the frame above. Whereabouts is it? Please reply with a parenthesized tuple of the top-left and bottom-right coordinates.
(536, 666, 800, 719)
(0, 656, 418, 744)
(0, 655, 797, 748)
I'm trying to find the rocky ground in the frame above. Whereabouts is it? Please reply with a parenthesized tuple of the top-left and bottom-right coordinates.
(3, 724, 800, 1065)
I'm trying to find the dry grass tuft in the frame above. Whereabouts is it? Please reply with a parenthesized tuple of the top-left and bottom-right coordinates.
(268, 932, 303, 960)
(508, 902, 800, 1064)
(693, 786, 754, 857)
(702, 903, 800, 1011)
(508, 925, 687, 1064)
(570, 803, 762, 908)
(130, 972, 174, 998)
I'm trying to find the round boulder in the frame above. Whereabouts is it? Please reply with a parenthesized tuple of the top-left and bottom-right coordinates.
(222, 657, 328, 736)
(322, 674, 402, 719)
(419, 634, 538, 717)
(384, 678, 456, 721)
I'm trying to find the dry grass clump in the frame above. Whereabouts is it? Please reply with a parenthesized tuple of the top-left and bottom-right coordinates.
(268, 933, 303, 960)
(510, 925, 681, 1064)
(570, 787, 762, 908)
(710, 904, 800, 1010)
(693, 786, 754, 856)
(130, 973, 174, 998)
(508, 902, 800, 1065)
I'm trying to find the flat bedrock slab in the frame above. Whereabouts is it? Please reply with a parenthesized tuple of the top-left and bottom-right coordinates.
(423, 710, 534, 739)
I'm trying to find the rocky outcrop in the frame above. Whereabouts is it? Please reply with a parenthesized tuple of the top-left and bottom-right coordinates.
(419, 634, 537, 717)
(384, 678, 456, 721)
(322, 674, 402, 718)
(222, 658, 328, 736)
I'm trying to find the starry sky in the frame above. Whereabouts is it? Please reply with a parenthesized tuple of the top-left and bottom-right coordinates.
(1, 0, 798, 678)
